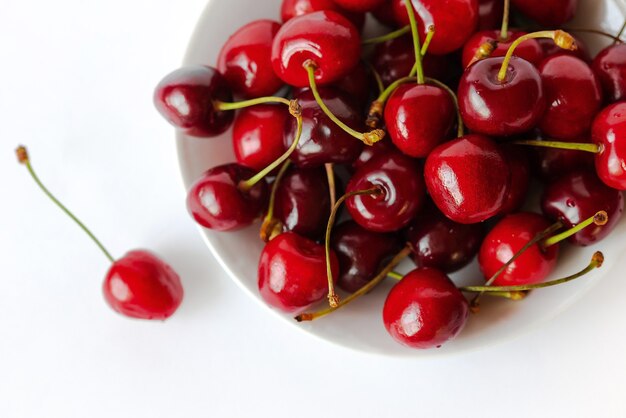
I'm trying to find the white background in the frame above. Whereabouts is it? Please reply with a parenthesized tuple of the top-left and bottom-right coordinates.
(1, 1, 625, 417)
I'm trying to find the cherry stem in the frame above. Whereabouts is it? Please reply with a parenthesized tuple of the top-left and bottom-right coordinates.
(324, 187, 384, 307)
(498, 30, 576, 82)
(15, 146, 115, 263)
(296, 246, 412, 322)
(325, 163, 337, 209)
(404, 0, 425, 84)
(303, 61, 385, 146)
(500, 0, 510, 40)
(215, 96, 291, 111)
(362, 25, 411, 45)
(461, 252, 604, 293)
(239, 101, 303, 192)
(468, 40, 498, 68)
(259, 160, 291, 242)
(425, 77, 464, 137)
(566, 28, 623, 44)
(407, 26, 435, 78)
(367, 62, 385, 95)
(512, 139, 602, 154)
(542, 211, 608, 248)
(387, 271, 404, 280)
(616, 19, 626, 44)
(366, 75, 415, 129)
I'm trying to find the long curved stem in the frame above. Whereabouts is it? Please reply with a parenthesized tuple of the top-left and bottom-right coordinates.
(512, 139, 601, 154)
(425, 77, 464, 137)
(404, 0, 425, 84)
(259, 160, 291, 242)
(215, 96, 291, 111)
(362, 25, 411, 45)
(567, 28, 623, 44)
(542, 211, 608, 248)
(500, 0, 510, 40)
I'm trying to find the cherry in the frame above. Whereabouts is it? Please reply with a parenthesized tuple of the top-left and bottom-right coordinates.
(384, 83, 455, 157)
(592, 43, 626, 103)
(425, 134, 510, 224)
(186, 163, 269, 231)
(478, 212, 559, 286)
(538, 36, 590, 62)
(541, 169, 624, 246)
(331, 61, 372, 109)
(530, 144, 595, 181)
(372, 0, 398, 27)
(538, 55, 602, 141)
(477, 0, 504, 30)
(273, 166, 331, 240)
(510, 0, 577, 27)
(332, 0, 385, 12)
(461, 31, 542, 68)
(500, 144, 530, 214)
(391, 0, 479, 55)
(352, 140, 397, 171)
(103, 250, 184, 320)
(284, 88, 363, 167)
(217, 20, 284, 99)
(232, 105, 289, 171)
(591, 102, 626, 190)
(383, 268, 469, 349)
(154, 66, 234, 138)
(258, 232, 339, 313)
(331, 221, 403, 293)
(406, 202, 485, 273)
(346, 151, 426, 232)
(271, 10, 361, 87)
(280, 0, 365, 30)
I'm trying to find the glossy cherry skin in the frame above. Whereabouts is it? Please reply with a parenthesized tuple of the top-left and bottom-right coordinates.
(274, 167, 331, 240)
(332, 61, 372, 108)
(346, 152, 426, 232)
(383, 268, 469, 349)
(352, 140, 397, 171)
(391, 0, 479, 55)
(333, 0, 385, 12)
(154, 66, 233, 138)
(284, 88, 363, 167)
(478, 212, 559, 286)
(538, 37, 590, 63)
(477, 0, 503, 30)
(258, 232, 339, 313)
(280, 0, 365, 30)
(461, 31, 542, 68)
(331, 221, 403, 292)
(217, 20, 283, 98)
(232, 105, 289, 171)
(103, 250, 184, 320)
(591, 102, 626, 190)
(186, 164, 269, 231)
(511, 0, 577, 27)
(541, 169, 624, 246)
(592, 44, 626, 103)
(538, 55, 602, 141)
(500, 145, 530, 214)
(406, 202, 485, 273)
(425, 135, 510, 224)
(458, 56, 546, 136)
(271, 10, 361, 87)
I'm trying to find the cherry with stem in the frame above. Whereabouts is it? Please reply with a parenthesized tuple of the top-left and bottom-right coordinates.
(259, 160, 292, 242)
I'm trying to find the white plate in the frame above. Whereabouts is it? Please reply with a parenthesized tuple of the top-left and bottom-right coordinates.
(177, 0, 626, 357)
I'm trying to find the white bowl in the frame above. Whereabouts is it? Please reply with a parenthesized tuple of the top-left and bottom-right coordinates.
(177, 0, 626, 356)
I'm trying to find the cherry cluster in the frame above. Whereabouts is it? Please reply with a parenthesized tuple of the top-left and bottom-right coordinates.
(152, 0, 626, 349)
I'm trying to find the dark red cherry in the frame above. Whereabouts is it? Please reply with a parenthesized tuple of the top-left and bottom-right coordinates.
(332, 0, 385, 12)
(154, 66, 233, 138)
(591, 102, 626, 190)
(383, 268, 469, 349)
(186, 164, 268, 231)
(461, 31, 542, 68)
(538, 55, 602, 140)
(477, 0, 504, 30)
(372, 0, 398, 27)
(258, 232, 339, 313)
(458, 56, 546, 136)
(511, 0, 577, 27)
(331, 61, 372, 108)
(478, 212, 559, 286)
(331, 221, 403, 292)
(352, 140, 397, 171)
(391, 0, 479, 55)
(384, 83, 455, 157)
(592, 44, 626, 103)
(346, 152, 425, 232)
(500, 144, 530, 215)
(274, 167, 331, 240)
(406, 202, 485, 273)
(232, 105, 289, 171)
(280, 0, 365, 30)
(531, 146, 595, 181)
(538, 37, 590, 63)
(217, 20, 284, 98)
(541, 169, 624, 246)
(271, 10, 361, 87)
(284, 88, 364, 167)
(103, 250, 184, 320)
(425, 135, 510, 224)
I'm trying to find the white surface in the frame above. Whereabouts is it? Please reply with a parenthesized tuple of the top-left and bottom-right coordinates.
(1, 0, 626, 417)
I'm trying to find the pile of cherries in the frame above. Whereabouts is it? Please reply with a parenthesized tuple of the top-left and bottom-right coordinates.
(154, 0, 626, 350)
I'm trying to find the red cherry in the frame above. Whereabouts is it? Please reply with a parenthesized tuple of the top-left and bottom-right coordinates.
(186, 164, 269, 231)
(332, 0, 385, 12)
(352, 140, 397, 171)
(331, 61, 372, 108)
(538, 36, 590, 63)
(425, 135, 510, 224)
(154, 66, 233, 138)
(391, 0, 479, 55)
(541, 169, 624, 246)
(103, 250, 184, 320)
(217, 20, 284, 98)
(383, 268, 469, 349)
(280, 0, 365, 30)
(461, 30, 542, 68)
(591, 102, 626, 190)
(500, 144, 530, 215)
(477, 0, 504, 30)
(372, 0, 398, 27)
(531, 146, 595, 181)
(511, 0, 577, 27)
(258, 232, 339, 313)
(592, 44, 626, 103)
(384, 83, 455, 157)
(232, 105, 289, 171)
(538, 55, 602, 140)
(271, 10, 361, 87)
(478, 212, 559, 286)
(346, 151, 426, 232)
